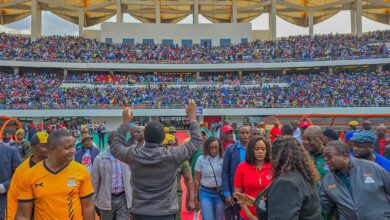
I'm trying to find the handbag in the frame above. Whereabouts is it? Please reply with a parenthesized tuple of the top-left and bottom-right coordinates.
(208, 158, 225, 200)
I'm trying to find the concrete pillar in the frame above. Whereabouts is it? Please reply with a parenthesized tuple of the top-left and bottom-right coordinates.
(282, 69, 287, 75)
(231, 0, 237, 23)
(13, 67, 19, 75)
(31, 0, 42, 41)
(355, 0, 362, 37)
(350, 4, 356, 35)
(109, 70, 114, 75)
(238, 70, 242, 80)
(193, 0, 199, 24)
(328, 67, 334, 74)
(116, 0, 123, 23)
(269, 0, 277, 41)
(79, 9, 85, 37)
(308, 8, 314, 38)
(377, 64, 383, 73)
(196, 71, 200, 79)
(156, 0, 161, 24)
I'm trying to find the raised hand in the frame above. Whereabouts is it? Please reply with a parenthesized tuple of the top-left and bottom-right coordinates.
(185, 99, 196, 121)
(122, 107, 134, 125)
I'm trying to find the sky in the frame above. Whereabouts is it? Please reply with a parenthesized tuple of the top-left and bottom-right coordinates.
(2, 10, 389, 37)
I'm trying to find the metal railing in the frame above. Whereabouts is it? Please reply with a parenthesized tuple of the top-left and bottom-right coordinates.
(0, 103, 388, 110)
(0, 54, 389, 64)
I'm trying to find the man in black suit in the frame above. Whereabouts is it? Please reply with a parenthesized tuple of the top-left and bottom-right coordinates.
(0, 143, 22, 219)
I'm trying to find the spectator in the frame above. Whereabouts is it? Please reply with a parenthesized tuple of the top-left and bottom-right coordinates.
(110, 100, 202, 220)
(97, 123, 106, 148)
(220, 125, 235, 149)
(1, 133, 14, 146)
(303, 126, 329, 178)
(92, 131, 132, 220)
(374, 125, 390, 159)
(75, 128, 97, 151)
(257, 122, 267, 138)
(194, 137, 224, 220)
(281, 124, 294, 136)
(74, 136, 100, 173)
(322, 127, 340, 145)
(344, 121, 360, 150)
(270, 122, 281, 142)
(251, 127, 262, 139)
(351, 130, 390, 172)
(222, 124, 251, 220)
(6, 132, 48, 220)
(162, 134, 195, 220)
(0, 142, 22, 219)
(234, 137, 322, 219)
(10, 129, 31, 159)
(133, 126, 145, 147)
(362, 120, 373, 131)
(234, 137, 272, 220)
(320, 140, 390, 219)
(15, 130, 95, 220)
(291, 120, 302, 144)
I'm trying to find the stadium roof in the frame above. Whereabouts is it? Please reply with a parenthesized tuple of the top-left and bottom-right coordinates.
(0, 0, 389, 27)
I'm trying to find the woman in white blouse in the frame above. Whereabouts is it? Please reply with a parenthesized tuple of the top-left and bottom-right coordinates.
(194, 136, 224, 220)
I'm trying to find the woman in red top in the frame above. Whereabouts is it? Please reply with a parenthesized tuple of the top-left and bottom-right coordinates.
(234, 137, 272, 220)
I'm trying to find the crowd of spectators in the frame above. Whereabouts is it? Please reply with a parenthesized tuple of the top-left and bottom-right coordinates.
(64, 72, 290, 85)
(0, 30, 389, 63)
(0, 70, 388, 109)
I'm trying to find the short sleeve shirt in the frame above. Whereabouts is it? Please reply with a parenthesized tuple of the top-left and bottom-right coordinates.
(195, 155, 223, 188)
(18, 160, 94, 220)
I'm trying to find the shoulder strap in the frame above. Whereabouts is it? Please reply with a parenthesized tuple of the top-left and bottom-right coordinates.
(207, 158, 220, 189)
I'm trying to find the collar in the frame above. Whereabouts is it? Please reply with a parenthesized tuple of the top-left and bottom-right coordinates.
(237, 142, 245, 149)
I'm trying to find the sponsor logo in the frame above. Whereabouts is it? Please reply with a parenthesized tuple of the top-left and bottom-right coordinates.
(67, 178, 77, 187)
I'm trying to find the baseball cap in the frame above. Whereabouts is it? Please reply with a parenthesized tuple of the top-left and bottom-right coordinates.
(169, 127, 176, 132)
(300, 121, 311, 128)
(348, 121, 359, 126)
(221, 125, 233, 133)
(164, 127, 170, 133)
(30, 132, 49, 145)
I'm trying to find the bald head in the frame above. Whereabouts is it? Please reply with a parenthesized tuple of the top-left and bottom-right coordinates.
(303, 126, 324, 154)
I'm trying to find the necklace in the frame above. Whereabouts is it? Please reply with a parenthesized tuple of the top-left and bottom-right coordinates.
(256, 166, 264, 186)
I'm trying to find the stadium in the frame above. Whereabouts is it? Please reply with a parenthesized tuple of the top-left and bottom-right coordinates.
(0, 0, 389, 220)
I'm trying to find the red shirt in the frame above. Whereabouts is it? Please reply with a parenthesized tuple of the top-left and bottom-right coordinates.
(223, 140, 235, 149)
(378, 138, 387, 155)
(234, 162, 273, 219)
(270, 127, 281, 142)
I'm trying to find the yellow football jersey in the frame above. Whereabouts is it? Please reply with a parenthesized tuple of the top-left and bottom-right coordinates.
(18, 160, 94, 220)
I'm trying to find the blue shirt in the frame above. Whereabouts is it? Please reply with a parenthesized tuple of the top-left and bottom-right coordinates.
(237, 142, 247, 163)
(374, 152, 390, 172)
(350, 152, 390, 173)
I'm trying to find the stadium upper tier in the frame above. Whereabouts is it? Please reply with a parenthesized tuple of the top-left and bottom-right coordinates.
(1, 0, 390, 27)
(0, 71, 388, 109)
(0, 31, 389, 63)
